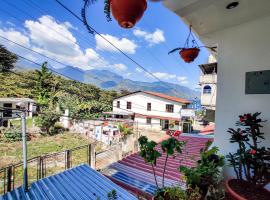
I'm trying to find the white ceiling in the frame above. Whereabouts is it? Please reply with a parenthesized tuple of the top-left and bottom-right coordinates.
(163, 0, 270, 36)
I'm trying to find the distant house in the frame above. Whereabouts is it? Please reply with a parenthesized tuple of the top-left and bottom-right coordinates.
(105, 91, 191, 131)
(199, 57, 217, 122)
(0, 98, 36, 127)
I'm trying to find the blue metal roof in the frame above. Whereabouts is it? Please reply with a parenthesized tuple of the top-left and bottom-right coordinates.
(0, 164, 137, 200)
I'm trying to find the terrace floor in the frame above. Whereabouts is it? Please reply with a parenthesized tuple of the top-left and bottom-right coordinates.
(102, 135, 213, 199)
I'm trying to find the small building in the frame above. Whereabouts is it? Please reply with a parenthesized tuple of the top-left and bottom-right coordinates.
(199, 60, 217, 122)
(0, 98, 36, 127)
(106, 91, 191, 131)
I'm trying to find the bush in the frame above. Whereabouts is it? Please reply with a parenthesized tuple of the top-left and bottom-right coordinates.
(2, 128, 30, 142)
(179, 143, 224, 197)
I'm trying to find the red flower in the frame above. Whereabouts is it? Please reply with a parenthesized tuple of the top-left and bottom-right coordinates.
(239, 116, 245, 122)
(250, 149, 256, 155)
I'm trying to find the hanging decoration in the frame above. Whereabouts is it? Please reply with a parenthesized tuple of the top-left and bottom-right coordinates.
(81, 0, 163, 34)
(168, 25, 216, 63)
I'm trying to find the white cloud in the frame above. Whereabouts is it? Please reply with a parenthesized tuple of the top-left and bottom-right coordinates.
(111, 63, 127, 72)
(0, 28, 31, 48)
(0, 15, 113, 70)
(153, 72, 177, 80)
(133, 28, 165, 46)
(95, 34, 137, 54)
(135, 67, 143, 73)
(135, 69, 189, 85)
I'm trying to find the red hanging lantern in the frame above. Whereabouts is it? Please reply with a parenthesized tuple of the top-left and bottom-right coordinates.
(110, 0, 147, 29)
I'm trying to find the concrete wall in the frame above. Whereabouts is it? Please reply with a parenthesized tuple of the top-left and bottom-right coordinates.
(200, 82, 217, 108)
(206, 16, 270, 177)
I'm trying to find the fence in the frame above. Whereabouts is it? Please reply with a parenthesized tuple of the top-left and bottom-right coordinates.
(0, 144, 94, 195)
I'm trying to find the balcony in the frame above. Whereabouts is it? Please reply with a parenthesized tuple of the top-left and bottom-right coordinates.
(199, 74, 217, 85)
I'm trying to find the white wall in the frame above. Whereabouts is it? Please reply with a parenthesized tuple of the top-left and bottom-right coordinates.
(113, 92, 184, 119)
(206, 16, 270, 177)
(200, 83, 217, 108)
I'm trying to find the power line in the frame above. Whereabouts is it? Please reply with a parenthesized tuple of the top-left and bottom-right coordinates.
(53, 0, 182, 96)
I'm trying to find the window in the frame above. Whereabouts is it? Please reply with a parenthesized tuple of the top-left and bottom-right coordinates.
(127, 102, 132, 109)
(175, 121, 180, 126)
(182, 104, 187, 109)
(166, 104, 174, 113)
(117, 101, 120, 108)
(3, 103, 12, 117)
(203, 85, 212, 94)
(146, 118, 152, 124)
(147, 103, 151, 111)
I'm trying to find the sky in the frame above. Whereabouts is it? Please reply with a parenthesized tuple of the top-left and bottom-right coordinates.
(0, 0, 210, 90)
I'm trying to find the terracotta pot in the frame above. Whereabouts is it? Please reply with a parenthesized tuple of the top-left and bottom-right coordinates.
(179, 48, 200, 63)
(110, 0, 147, 29)
(225, 179, 247, 200)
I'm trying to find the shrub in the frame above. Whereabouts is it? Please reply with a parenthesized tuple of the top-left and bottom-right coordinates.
(179, 143, 224, 196)
(226, 112, 270, 187)
(2, 128, 30, 142)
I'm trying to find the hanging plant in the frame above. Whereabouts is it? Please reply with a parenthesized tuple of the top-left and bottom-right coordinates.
(168, 25, 216, 63)
(81, 0, 162, 34)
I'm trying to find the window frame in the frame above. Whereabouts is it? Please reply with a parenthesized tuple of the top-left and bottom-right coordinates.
(203, 85, 212, 94)
(116, 101, 120, 108)
(127, 101, 132, 109)
(147, 103, 151, 111)
(146, 118, 152, 124)
(166, 104, 174, 113)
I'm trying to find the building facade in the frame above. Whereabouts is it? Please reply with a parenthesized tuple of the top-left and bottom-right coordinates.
(164, 0, 270, 179)
(199, 60, 217, 122)
(109, 91, 191, 131)
(0, 98, 36, 127)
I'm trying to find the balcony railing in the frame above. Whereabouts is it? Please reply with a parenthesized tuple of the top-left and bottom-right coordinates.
(199, 74, 217, 84)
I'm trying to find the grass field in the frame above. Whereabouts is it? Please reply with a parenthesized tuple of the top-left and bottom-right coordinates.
(0, 133, 96, 194)
(0, 133, 92, 168)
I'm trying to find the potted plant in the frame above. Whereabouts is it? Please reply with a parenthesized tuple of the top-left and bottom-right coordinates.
(179, 141, 224, 198)
(138, 135, 186, 199)
(168, 26, 216, 63)
(226, 112, 270, 200)
(81, 0, 162, 33)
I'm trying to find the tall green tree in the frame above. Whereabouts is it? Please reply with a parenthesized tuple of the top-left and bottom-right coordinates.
(0, 45, 18, 72)
(35, 62, 54, 108)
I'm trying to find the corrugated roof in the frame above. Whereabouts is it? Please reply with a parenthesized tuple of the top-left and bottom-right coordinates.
(116, 91, 191, 104)
(103, 136, 213, 197)
(0, 164, 137, 200)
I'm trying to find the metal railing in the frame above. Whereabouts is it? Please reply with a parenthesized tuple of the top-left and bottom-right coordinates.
(0, 144, 93, 195)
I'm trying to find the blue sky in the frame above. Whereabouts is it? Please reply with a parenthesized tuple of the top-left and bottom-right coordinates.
(0, 0, 209, 89)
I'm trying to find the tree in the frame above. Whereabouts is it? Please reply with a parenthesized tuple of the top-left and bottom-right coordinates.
(0, 45, 18, 72)
(35, 62, 54, 108)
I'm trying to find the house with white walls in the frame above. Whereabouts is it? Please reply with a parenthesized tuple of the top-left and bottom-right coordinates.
(106, 91, 191, 131)
(164, 0, 270, 179)
(0, 98, 36, 127)
(199, 57, 217, 122)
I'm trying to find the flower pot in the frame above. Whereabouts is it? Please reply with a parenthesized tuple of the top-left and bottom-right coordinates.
(110, 0, 147, 29)
(179, 48, 200, 63)
(225, 179, 247, 200)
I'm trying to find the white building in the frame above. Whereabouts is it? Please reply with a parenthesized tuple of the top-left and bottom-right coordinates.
(107, 91, 191, 131)
(164, 0, 270, 179)
(0, 98, 36, 127)
(199, 61, 217, 122)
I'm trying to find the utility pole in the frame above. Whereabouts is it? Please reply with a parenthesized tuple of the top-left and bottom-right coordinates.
(21, 111, 28, 191)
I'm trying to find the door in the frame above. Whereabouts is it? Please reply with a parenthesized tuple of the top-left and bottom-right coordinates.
(162, 120, 169, 130)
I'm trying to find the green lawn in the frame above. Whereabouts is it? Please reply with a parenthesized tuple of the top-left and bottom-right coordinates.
(0, 133, 91, 168)
(0, 133, 95, 194)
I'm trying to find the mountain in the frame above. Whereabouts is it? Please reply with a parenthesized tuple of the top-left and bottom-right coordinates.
(17, 65, 199, 99)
